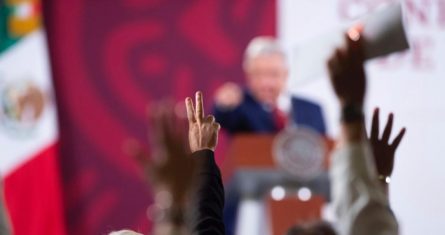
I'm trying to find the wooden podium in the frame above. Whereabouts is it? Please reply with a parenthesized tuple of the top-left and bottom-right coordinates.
(221, 134, 333, 235)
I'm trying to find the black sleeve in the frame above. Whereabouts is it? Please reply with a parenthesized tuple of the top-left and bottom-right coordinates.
(189, 149, 225, 235)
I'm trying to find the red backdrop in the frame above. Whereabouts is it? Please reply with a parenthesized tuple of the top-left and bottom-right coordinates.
(43, 0, 276, 234)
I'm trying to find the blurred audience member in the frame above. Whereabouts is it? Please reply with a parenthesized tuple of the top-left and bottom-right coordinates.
(285, 221, 336, 235)
(0, 182, 11, 235)
(128, 101, 195, 235)
(213, 36, 326, 135)
(327, 30, 402, 235)
(109, 230, 143, 235)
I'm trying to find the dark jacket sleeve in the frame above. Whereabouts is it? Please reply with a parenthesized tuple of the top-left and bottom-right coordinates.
(190, 150, 225, 235)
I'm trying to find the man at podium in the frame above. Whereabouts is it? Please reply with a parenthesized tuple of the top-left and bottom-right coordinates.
(212, 36, 328, 235)
(213, 36, 326, 135)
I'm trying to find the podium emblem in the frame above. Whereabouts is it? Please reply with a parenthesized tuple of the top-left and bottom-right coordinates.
(273, 127, 326, 181)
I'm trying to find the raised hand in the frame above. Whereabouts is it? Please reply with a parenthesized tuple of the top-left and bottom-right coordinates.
(214, 82, 243, 109)
(369, 108, 406, 178)
(128, 102, 197, 208)
(327, 28, 366, 107)
(185, 91, 221, 153)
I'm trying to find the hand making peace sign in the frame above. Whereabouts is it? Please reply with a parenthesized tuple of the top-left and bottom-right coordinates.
(185, 91, 221, 153)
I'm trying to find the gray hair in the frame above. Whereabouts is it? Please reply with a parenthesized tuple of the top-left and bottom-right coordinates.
(109, 230, 143, 235)
(243, 36, 287, 70)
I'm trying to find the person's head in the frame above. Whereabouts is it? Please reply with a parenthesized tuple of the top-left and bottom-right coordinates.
(243, 36, 288, 107)
(109, 230, 143, 235)
(285, 221, 336, 235)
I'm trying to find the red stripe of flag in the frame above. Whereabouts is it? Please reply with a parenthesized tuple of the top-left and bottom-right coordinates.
(4, 142, 67, 235)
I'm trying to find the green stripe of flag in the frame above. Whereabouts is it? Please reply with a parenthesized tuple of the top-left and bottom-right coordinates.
(0, 1, 20, 54)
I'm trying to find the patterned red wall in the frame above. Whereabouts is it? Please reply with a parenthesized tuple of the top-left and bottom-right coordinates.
(43, 0, 275, 234)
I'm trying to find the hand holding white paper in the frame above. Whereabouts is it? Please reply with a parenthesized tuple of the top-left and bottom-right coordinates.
(289, 3, 409, 86)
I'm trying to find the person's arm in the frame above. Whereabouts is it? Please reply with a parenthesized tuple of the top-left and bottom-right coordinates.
(330, 139, 398, 235)
(190, 150, 225, 235)
(133, 102, 197, 233)
(186, 91, 225, 235)
(327, 29, 398, 235)
(213, 82, 244, 134)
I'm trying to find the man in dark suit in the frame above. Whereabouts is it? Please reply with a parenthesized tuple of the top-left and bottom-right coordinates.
(213, 37, 326, 135)
(213, 36, 326, 235)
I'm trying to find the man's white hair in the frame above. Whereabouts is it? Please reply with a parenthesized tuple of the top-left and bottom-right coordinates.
(109, 230, 143, 235)
(243, 36, 287, 69)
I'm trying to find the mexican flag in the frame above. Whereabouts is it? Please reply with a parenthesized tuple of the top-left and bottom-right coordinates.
(0, 0, 66, 234)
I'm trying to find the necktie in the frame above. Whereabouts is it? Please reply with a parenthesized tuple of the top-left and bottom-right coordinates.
(272, 108, 287, 131)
